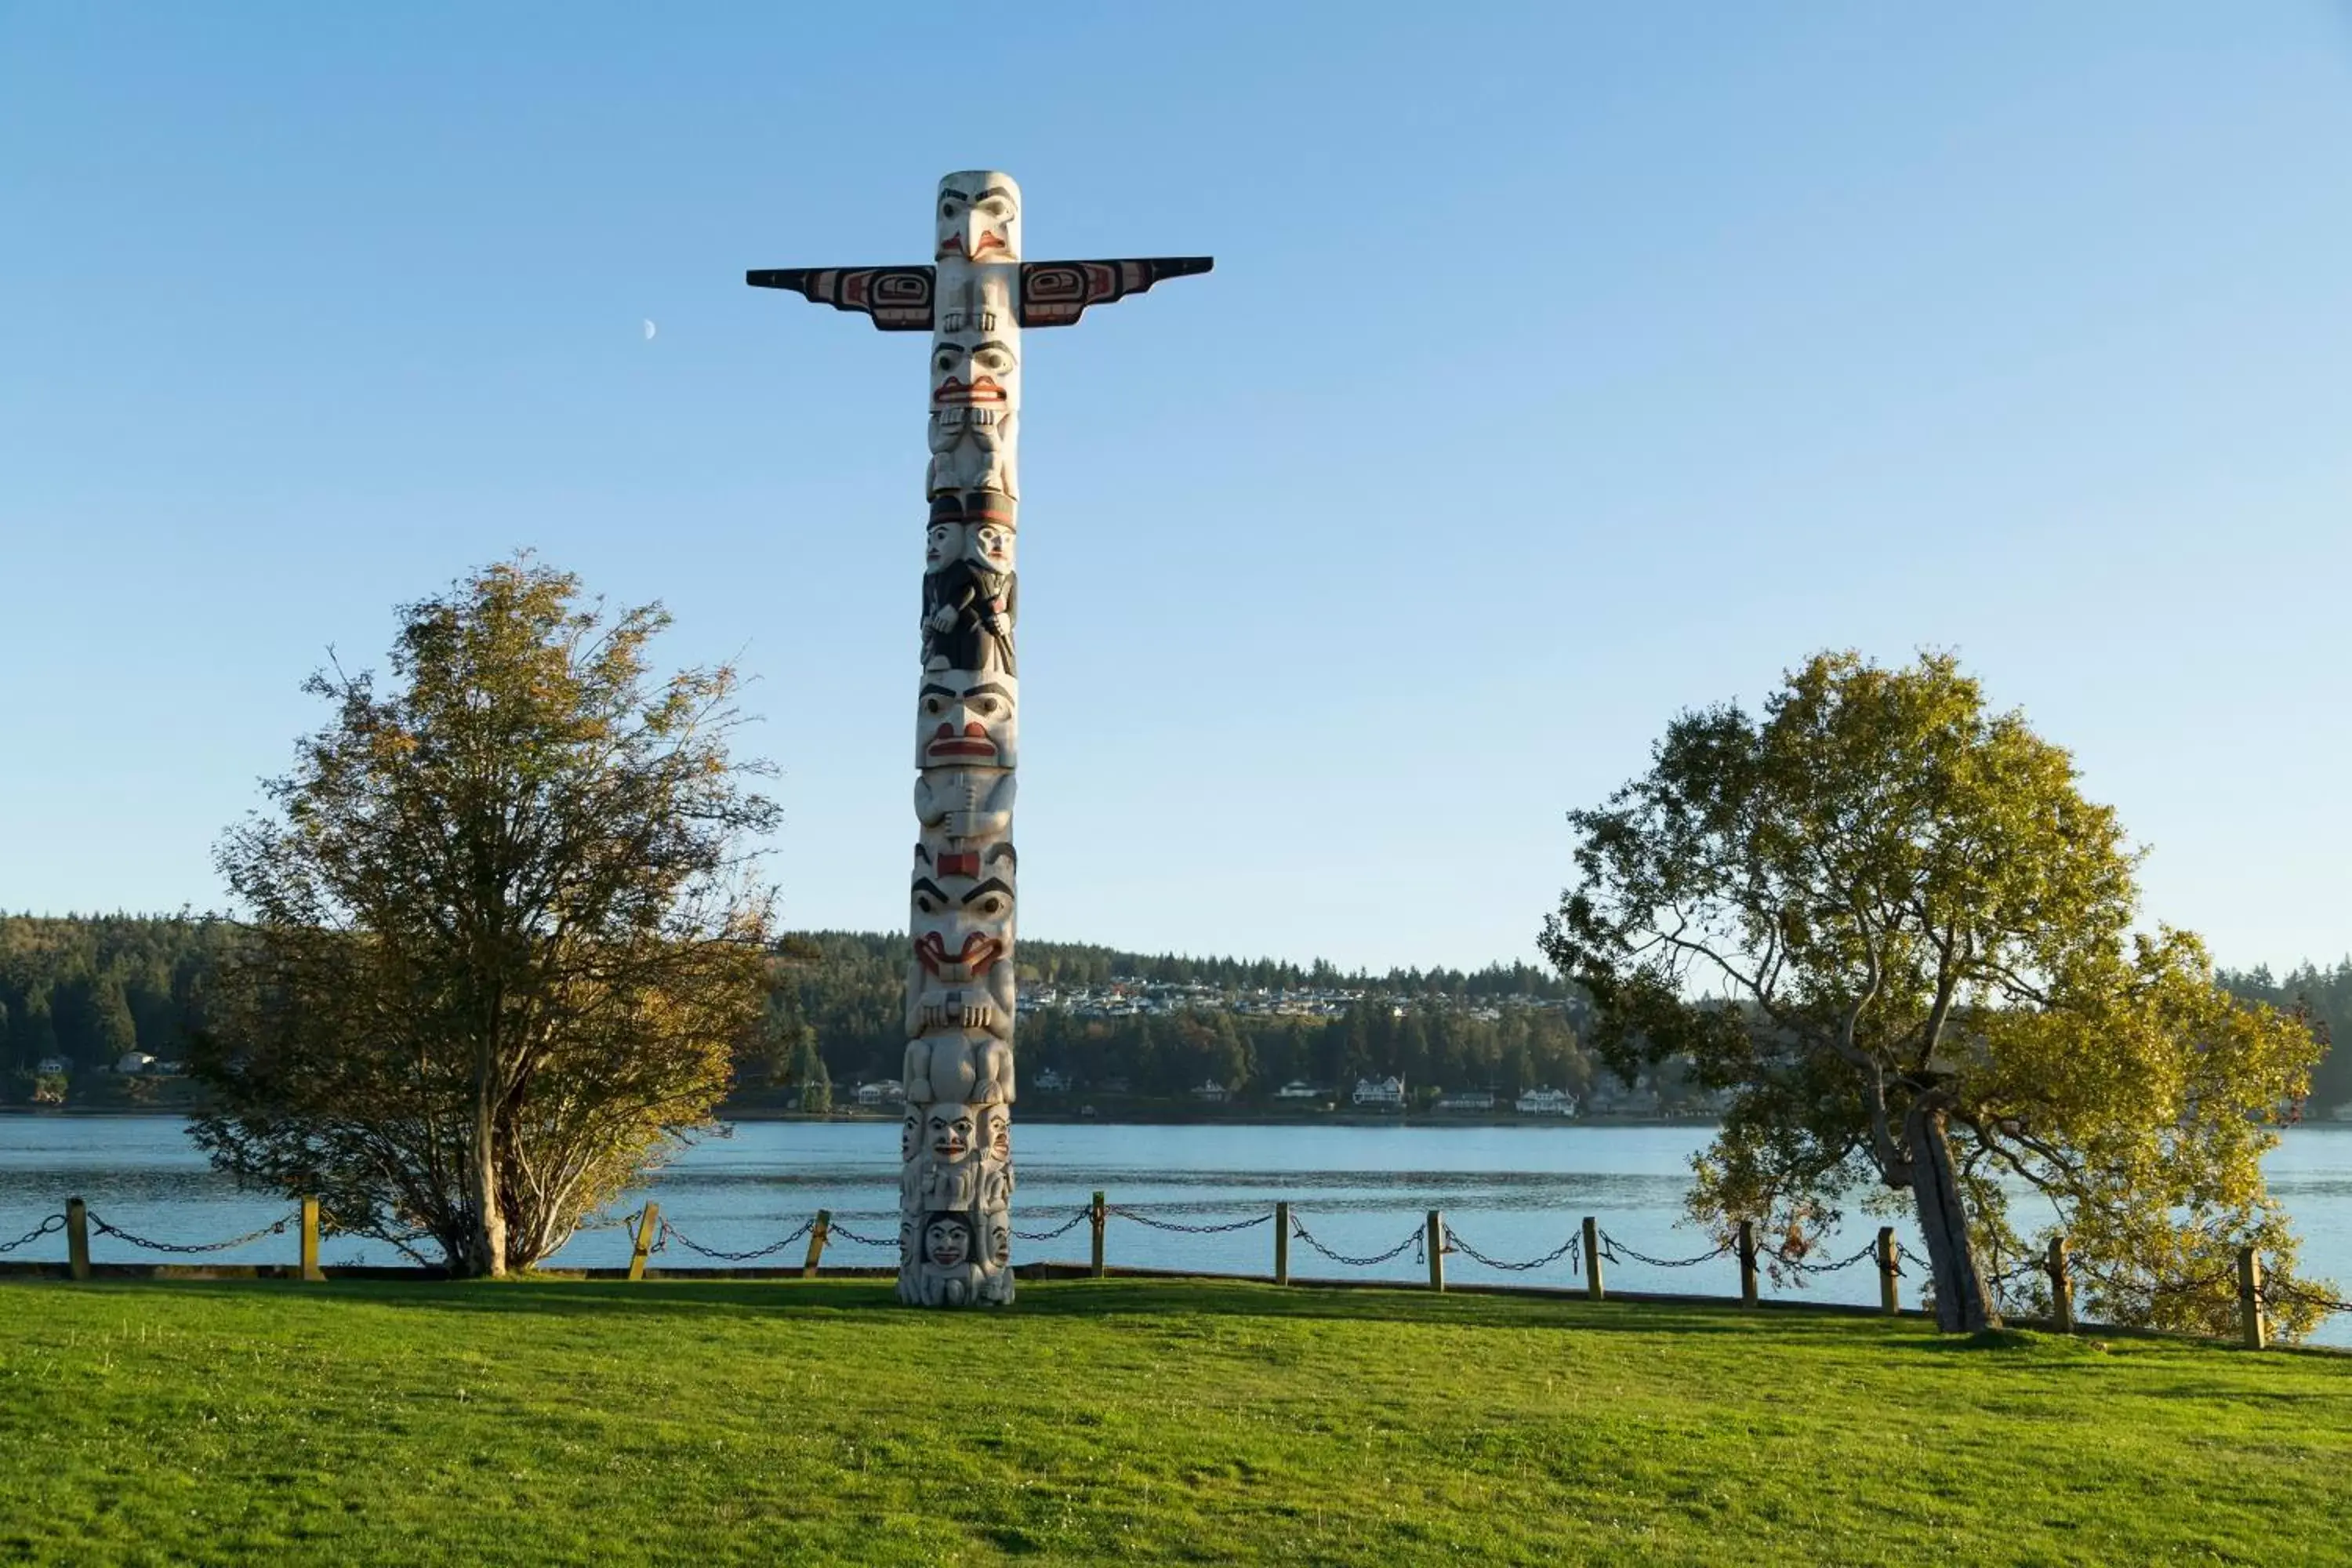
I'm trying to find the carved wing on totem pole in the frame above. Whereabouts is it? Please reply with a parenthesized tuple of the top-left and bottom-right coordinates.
(1018, 258, 1214, 328)
(745, 266, 937, 330)
(746, 257, 1214, 331)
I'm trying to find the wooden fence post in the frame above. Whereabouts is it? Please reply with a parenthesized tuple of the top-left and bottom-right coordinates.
(299, 1196, 324, 1282)
(802, 1210, 832, 1278)
(2239, 1246, 2267, 1352)
(1273, 1201, 1290, 1286)
(1877, 1227, 1899, 1315)
(1090, 1191, 1107, 1279)
(1737, 1219, 1759, 1308)
(2047, 1235, 2072, 1334)
(65, 1196, 89, 1282)
(1582, 1215, 1602, 1302)
(627, 1203, 661, 1283)
(1427, 1210, 1445, 1293)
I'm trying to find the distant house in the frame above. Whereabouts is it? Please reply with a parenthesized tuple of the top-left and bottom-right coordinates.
(1190, 1080, 1229, 1103)
(1272, 1081, 1325, 1101)
(852, 1080, 904, 1108)
(114, 1051, 157, 1076)
(1515, 1087, 1576, 1116)
(34, 1056, 70, 1078)
(1436, 1090, 1495, 1112)
(1351, 1075, 1405, 1109)
(1033, 1066, 1071, 1093)
(1102, 1076, 1133, 1094)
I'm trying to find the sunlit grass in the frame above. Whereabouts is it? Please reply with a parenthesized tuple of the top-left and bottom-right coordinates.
(2, 1276, 2347, 1565)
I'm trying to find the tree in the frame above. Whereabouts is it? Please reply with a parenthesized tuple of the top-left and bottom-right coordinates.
(1541, 651, 2325, 1334)
(790, 1033, 832, 1114)
(193, 557, 777, 1278)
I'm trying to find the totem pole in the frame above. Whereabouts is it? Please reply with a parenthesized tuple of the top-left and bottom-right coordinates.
(749, 172, 1210, 1306)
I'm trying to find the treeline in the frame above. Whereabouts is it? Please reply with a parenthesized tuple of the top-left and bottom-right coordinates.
(0, 915, 237, 1088)
(750, 931, 1595, 1098)
(2218, 961, 2352, 1112)
(7, 916, 2347, 1114)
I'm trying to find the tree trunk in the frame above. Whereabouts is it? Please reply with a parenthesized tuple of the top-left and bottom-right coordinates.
(468, 1060, 507, 1279)
(1905, 1096, 1995, 1332)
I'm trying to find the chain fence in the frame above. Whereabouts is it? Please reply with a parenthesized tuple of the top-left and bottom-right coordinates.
(1011, 1208, 1094, 1243)
(823, 1220, 899, 1249)
(1444, 1224, 1581, 1275)
(653, 1218, 814, 1264)
(1288, 1214, 1425, 1269)
(15, 1194, 2352, 1350)
(1597, 1229, 1734, 1271)
(0, 1214, 65, 1254)
(1108, 1205, 1274, 1236)
(86, 1210, 294, 1256)
(1767, 1237, 1885, 1279)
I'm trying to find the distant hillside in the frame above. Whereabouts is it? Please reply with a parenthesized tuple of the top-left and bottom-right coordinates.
(3, 915, 2341, 1115)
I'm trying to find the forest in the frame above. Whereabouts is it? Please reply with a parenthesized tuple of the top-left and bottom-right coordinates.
(3, 913, 2344, 1116)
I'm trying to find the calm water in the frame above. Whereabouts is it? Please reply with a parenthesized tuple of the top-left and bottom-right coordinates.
(8, 1116, 2352, 1343)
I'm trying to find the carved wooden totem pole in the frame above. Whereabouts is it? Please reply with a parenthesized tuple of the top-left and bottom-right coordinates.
(749, 172, 1210, 1306)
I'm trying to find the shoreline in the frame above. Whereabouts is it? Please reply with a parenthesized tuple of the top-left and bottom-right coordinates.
(1, 1104, 1722, 1131)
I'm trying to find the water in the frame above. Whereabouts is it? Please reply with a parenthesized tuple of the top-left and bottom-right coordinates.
(8, 1115, 2352, 1344)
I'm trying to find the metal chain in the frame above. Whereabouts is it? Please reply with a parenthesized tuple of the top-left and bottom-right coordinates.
(572, 1207, 645, 1233)
(1011, 1208, 1094, 1242)
(2263, 1279, 2352, 1316)
(1598, 1229, 1733, 1270)
(1769, 1237, 1884, 1277)
(0, 1214, 65, 1254)
(1287, 1215, 1425, 1269)
(822, 1221, 898, 1248)
(1108, 1206, 1273, 1235)
(1443, 1224, 1581, 1274)
(653, 1218, 813, 1263)
(2072, 1258, 2245, 1301)
(86, 1211, 293, 1255)
(1982, 1255, 2049, 1291)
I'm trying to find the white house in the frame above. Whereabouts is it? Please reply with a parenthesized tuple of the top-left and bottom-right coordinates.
(1515, 1087, 1576, 1116)
(853, 1080, 904, 1108)
(1272, 1080, 1324, 1101)
(1351, 1075, 1405, 1109)
(114, 1051, 157, 1076)
(34, 1056, 70, 1078)
(1190, 1080, 1229, 1103)
(1436, 1090, 1495, 1112)
(1033, 1066, 1071, 1093)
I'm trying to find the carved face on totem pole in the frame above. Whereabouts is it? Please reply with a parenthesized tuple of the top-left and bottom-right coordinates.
(930, 336, 1019, 423)
(917, 673, 1016, 769)
(935, 172, 1022, 264)
(975, 1102, 1011, 1163)
(900, 1107, 923, 1163)
(924, 1104, 977, 1164)
(927, 492, 1017, 570)
(985, 1212, 1011, 1269)
(912, 859, 1015, 973)
(923, 1214, 975, 1269)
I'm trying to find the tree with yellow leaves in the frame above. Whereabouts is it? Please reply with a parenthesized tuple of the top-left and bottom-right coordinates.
(1543, 652, 2326, 1335)
(194, 557, 777, 1277)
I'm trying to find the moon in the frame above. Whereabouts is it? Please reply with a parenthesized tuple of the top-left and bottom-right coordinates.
(642, 319, 657, 342)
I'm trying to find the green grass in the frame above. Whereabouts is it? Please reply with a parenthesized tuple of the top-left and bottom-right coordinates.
(2, 1278, 2347, 1566)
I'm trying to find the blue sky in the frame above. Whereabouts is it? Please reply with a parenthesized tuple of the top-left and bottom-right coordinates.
(3, 4, 2347, 974)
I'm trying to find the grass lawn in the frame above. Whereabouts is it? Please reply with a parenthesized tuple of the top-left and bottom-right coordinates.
(2, 1276, 2346, 1566)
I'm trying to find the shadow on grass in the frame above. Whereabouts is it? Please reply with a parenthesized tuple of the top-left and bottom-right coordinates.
(50, 1272, 1934, 1346)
